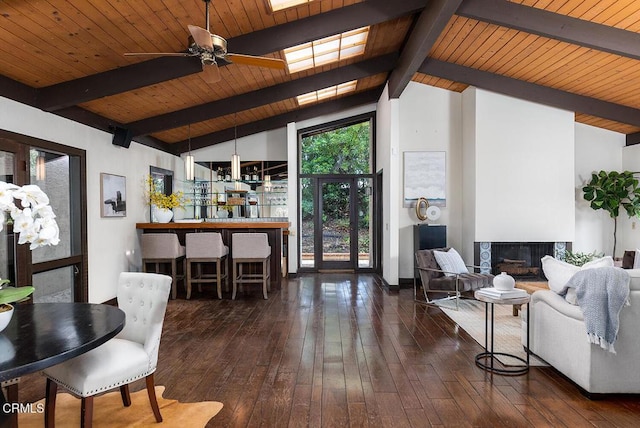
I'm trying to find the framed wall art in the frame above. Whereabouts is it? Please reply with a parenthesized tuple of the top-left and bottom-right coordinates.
(403, 151, 446, 207)
(100, 173, 126, 217)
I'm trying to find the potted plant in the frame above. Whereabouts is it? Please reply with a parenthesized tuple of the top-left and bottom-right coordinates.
(582, 170, 640, 256)
(144, 176, 188, 222)
(0, 182, 60, 331)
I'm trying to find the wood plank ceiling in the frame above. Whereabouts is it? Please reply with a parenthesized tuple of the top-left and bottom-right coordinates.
(1, 0, 640, 155)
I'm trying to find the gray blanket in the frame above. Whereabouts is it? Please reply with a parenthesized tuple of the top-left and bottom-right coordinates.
(560, 266, 630, 353)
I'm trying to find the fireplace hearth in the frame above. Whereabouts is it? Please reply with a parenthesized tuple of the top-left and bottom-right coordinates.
(475, 242, 564, 280)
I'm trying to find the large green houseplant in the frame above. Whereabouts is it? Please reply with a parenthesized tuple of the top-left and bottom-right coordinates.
(582, 170, 640, 256)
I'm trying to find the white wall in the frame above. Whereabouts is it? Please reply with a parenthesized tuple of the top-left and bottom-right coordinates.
(574, 123, 624, 256)
(190, 128, 287, 161)
(619, 144, 640, 255)
(376, 85, 400, 285)
(469, 89, 576, 243)
(0, 96, 181, 303)
(397, 82, 463, 279)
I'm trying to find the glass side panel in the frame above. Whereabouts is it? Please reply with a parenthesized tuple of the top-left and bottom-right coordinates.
(32, 265, 74, 303)
(357, 178, 373, 268)
(0, 151, 15, 284)
(29, 149, 72, 263)
(300, 177, 314, 268)
(321, 181, 350, 263)
(300, 120, 371, 174)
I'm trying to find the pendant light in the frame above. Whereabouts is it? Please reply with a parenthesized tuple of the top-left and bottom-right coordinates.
(36, 151, 46, 181)
(231, 114, 241, 181)
(184, 124, 195, 181)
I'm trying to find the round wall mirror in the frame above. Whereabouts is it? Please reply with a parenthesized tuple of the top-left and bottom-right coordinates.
(415, 197, 429, 221)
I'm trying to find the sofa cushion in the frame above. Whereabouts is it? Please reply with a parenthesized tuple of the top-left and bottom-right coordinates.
(430, 272, 493, 292)
(433, 248, 468, 277)
(541, 255, 614, 294)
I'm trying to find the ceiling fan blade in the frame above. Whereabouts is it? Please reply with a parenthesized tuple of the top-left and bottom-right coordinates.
(202, 63, 221, 83)
(124, 52, 192, 57)
(188, 25, 214, 50)
(226, 53, 286, 70)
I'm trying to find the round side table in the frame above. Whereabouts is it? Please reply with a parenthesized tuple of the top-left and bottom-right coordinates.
(473, 291, 530, 375)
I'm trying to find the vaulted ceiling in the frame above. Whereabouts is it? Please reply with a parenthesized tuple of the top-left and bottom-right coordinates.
(1, 0, 640, 155)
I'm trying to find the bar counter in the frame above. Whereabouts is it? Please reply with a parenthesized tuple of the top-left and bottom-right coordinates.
(136, 218, 289, 292)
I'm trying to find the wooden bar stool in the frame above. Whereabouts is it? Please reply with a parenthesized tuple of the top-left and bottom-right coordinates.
(141, 233, 185, 299)
(232, 233, 271, 300)
(185, 232, 229, 299)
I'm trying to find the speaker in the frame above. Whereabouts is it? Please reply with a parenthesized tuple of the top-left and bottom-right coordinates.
(112, 127, 133, 148)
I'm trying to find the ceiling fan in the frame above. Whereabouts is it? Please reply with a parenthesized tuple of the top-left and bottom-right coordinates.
(124, 0, 286, 83)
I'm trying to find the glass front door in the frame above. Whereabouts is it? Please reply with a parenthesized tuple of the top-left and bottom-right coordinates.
(318, 178, 356, 270)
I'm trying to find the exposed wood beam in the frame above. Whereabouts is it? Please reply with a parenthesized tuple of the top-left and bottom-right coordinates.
(420, 59, 640, 127)
(0, 75, 37, 106)
(457, 0, 640, 60)
(388, 0, 463, 99)
(129, 53, 398, 136)
(36, 57, 204, 112)
(54, 106, 172, 152)
(34, 0, 427, 112)
(627, 132, 640, 146)
(172, 88, 383, 154)
(229, 0, 429, 56)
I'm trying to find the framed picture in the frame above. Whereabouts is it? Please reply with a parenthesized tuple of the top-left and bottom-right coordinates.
(100, 173, 126, 217)
(403, 151, 446, 207)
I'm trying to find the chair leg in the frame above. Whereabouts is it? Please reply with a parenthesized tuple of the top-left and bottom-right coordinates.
(45, 379, 58, 428)
(81, 396, 94, 428)
(120, 384, 131, 407)
(170, 260, 177, 299)
(262, 259, 268, 300)
(186, 260, 192, 300)
(145, 374, 163, 423)
(216, 259, 222, 299)
(232, 261, 238, 300)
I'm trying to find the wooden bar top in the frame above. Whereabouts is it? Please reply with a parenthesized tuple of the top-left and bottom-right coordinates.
(136, 220, 289, 230)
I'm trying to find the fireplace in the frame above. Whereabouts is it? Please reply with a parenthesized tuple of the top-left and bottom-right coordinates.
(475, 242, 566, 280)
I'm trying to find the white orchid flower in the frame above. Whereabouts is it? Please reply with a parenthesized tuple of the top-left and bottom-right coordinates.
(13, 185, 50, 208)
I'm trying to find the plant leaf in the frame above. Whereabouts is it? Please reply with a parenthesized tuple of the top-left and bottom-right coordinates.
(0, 286, 34, 305)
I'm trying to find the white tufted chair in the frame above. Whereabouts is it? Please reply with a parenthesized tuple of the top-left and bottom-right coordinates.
(232, 233, 271, 300)
(185, 232, 229, 299)
(42, 272, 172, 428)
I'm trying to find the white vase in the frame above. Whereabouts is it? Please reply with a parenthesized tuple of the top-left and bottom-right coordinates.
(0, 304, 14, 333)
(493, 272, 515, 291)
(152, 206, 174, 223)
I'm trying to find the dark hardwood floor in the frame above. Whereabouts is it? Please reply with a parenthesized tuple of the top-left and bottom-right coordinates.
(17, 273, 640, 427)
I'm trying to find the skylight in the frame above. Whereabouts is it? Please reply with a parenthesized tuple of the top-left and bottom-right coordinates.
(284, 27, 369, 73)
(296, 81, 357, 105)
(268, 0, 311, 12)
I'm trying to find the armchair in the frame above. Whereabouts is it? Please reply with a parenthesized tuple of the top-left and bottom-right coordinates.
(414, 247, 494, 310)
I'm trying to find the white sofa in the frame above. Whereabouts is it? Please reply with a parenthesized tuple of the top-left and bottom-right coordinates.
(525, 269, 640, 395)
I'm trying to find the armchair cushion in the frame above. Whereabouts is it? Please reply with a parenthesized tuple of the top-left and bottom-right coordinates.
(433, 248, 469, 277)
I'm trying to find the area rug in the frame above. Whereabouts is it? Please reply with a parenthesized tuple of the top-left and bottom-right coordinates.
(437, 299, 548, 367)
(19, 386, 223, 427)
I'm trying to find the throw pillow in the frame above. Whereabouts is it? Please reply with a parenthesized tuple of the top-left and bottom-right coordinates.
(541, 255, 614, 294)
(623, 250, 635, 269)
(433, 248, 469, 277)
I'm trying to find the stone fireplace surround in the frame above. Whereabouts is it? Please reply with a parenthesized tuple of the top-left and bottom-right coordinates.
(474, 242, 569, 279)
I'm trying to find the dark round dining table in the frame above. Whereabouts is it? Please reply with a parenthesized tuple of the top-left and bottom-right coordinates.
(0, 303, 125, 383)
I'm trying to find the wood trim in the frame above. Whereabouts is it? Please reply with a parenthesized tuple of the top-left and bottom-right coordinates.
(626, 132, 640, 146)
(136, 222, 290, 230)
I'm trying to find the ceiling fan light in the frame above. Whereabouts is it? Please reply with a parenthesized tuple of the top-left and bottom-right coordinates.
(185, 155, 195, 181)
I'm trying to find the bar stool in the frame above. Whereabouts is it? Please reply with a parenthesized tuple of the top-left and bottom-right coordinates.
(185, 232, 229, 299)
(232, 233, 271, 300)
(141, 233, 185, 299)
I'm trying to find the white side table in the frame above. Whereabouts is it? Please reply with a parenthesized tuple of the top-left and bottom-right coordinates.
(473, 291, 530, 375)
